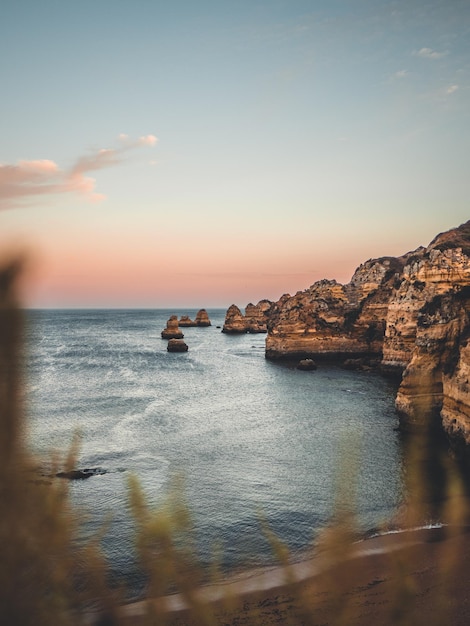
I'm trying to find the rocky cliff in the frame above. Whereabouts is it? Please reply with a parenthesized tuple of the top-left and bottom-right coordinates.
(265, 256, 405, 363)
(226, 221, 470, 449)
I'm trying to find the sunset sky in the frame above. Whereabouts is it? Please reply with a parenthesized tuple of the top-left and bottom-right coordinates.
(1, 0, 469, 308)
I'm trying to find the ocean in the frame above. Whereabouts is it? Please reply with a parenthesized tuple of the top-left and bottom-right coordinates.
(24, 308, 403, 596)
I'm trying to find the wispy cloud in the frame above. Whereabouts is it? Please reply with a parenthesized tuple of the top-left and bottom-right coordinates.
(446, 84, 459, 94)
(393, 69, 409, 79)
(0, 134, 158, 210)
(414, 47, 448, 60)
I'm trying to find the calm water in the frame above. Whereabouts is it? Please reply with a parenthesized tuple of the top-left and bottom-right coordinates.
(24, 309, 402, 594)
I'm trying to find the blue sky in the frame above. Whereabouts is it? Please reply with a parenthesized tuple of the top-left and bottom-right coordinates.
(1, 0, 469, 307)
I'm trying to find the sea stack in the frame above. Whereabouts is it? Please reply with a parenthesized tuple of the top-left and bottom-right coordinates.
(222, 301, 273, 334)
(195, 309, 211, 327)
(161, 315, 184, 339)
(222, 304, 247, 333)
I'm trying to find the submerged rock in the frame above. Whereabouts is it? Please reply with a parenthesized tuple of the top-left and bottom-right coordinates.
(56, 467, 107, 480)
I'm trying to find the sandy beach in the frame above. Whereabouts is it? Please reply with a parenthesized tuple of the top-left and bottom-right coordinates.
(108, 521, 470, 626)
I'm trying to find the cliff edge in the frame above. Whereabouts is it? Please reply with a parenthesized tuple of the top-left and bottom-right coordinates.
(229, 221, 470, 450)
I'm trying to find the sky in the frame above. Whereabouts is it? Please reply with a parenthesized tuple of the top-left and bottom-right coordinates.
(1, 0, 469, 308)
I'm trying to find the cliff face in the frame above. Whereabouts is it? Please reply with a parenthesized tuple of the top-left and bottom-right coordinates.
(442, 330, 470, 451)
(382, 247, 470, 372)
(265, 257, 404, 361)
(252, 220, 470, 448)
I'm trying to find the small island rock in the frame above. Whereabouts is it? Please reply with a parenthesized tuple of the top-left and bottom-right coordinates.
(297, 359, 317, 371)
(167, 338, 189, 352)
(195, 309, 211, 327)
(161, 315, 184, 339)
(179, 315, 196, 327)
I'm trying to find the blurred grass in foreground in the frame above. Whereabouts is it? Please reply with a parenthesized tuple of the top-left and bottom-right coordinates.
(1, 258, 469, 626)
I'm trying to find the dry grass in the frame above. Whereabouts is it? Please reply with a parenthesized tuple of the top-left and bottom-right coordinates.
(1, 258, 469, 626)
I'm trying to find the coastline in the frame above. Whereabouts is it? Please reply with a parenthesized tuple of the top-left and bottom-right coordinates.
(88, 520, 470, 625)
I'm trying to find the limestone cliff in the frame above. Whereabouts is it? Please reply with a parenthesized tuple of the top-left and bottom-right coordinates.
(226, 220, 470, 449)
(265, 257, 404, 362)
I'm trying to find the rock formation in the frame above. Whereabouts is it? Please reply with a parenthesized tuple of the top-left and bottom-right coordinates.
(167, 338, 188, 352)
(178, 310, 211, 327)
(179, 315, 196, 327)
(245, 302, 269, 333)
(257, 220, 470, 451)
(195, 309, 211, 327)
(265, 257, 403, 363)
(222, 304, 247, 333)
(56, 467, 107, 480)
(161, 315, 184, 339)
(222, 301, 272, 333)
(297, 358, 317, 371)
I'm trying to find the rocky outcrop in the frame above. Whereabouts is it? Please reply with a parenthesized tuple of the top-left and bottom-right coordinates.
(261, 220, 470, 450)
(222, 304, 247, 333)
(222, 301, 272, 334)
(245, 302, 270, 333)
(179, 315, 196, 327)
(56, 467, 107, 480)
(167, 338, 188, 352)
(265, 257, 403, 362)
(297, 359, 317, 371)
(161, 315, 184, 339)
(178, 310, 211, 327)
(195, 309, 211, 327)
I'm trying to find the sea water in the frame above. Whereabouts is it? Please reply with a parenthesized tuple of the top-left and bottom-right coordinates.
(24, 309, 403, 594)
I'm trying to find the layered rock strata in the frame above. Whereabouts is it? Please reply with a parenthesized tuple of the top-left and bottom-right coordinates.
(265, 257, 404, 362)
(222, 301, 272, 334)
(226, 221, 470, 448)
(195, 309, 211, 327)
(222, 304, 247, 333)
(161, 315, 184, 339)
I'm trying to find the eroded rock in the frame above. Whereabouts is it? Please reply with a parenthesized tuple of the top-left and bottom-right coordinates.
(167, 338, 188, 352)
(195, 309, 211, 327)
(161, 315, 184, 339)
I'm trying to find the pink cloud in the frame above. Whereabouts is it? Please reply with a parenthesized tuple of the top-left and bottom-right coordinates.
(139, 134, 158, 146)
(0, 133, 157, 210)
